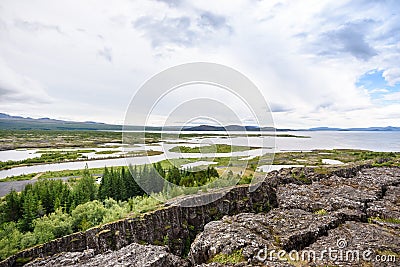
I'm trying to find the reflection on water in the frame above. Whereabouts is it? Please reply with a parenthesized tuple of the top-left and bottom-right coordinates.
(0, 149, 40, 161)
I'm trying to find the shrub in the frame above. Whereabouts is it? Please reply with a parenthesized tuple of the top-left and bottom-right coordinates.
(71, 200, 106, 231)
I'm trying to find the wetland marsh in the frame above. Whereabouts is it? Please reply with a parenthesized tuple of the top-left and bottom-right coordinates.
(1, 130, 399, 182)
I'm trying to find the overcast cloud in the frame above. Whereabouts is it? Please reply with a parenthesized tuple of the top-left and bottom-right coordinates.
(0, 0, 399, 128)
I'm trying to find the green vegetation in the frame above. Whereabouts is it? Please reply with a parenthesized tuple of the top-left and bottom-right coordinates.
(0, 193, 161, 260)
(1, 159, 180, 182)
(272, 149, 400, 166)
(0, 173, 38, 182)
(0, 149, 163, 171)
(125, 150, 163, 157)
(164, 165, 219, 187)
(209, 249, 245, 264)
(291, 171, 311, 184)
(95, 150, 119, 155)
(1, 167, 108, 182)
(2, 149, 398, 183)
(376, 250, 400, 258)
(314, 209, 327, 215)
(0, 163, 221, 260)
(0, 151, 88, 170)
(174, 132, 308, 139)
(368, 216, 400, 224)
(169, 144, 257, 153)
(0, 130, 122, 150)
(37, 149, 96, 154)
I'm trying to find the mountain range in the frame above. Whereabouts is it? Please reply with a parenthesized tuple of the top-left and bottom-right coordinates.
(0, 113, 399, 131)
(0, 113, 122, 131)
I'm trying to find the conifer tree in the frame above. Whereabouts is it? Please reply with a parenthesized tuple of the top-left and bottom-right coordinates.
(3, 189, 21, 222)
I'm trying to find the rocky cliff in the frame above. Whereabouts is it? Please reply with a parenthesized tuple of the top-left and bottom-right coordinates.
(2, 164, 399, 266)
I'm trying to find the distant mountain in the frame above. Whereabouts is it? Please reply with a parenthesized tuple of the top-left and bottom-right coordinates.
(345, 126, 400, 131)
(0, 113, 122, 131)
(181, 125, 400, 132)
(1, 113, 399, 131)
(0, 113, 187, 131)
(308, 127, 343, 131)
(183, 125, 276, 131)
(308, 126, 400, 131)
(183, 125, 226, 131)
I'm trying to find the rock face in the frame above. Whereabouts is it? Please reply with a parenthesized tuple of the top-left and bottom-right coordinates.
(302, 221, 400, 267)
(189, 209, 347, 265)
(2, 165, 400, 267)
(189, 167, 400, 267)
(24, 243, 189, 267)
(277, 167, 400, 213)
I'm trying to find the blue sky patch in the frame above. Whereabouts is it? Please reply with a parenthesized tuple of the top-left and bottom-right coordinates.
(356, 69, 400, 103)
(356, 69, 399, 93)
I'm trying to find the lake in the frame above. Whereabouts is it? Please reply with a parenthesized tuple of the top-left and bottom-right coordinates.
(0, 131, 399, 179)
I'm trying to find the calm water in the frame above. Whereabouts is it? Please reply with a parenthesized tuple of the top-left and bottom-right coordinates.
(275, 131, 400, 152)
(0, 131, 399, 179)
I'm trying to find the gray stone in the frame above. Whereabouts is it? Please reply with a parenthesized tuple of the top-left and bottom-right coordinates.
(25, 243, 189, 267)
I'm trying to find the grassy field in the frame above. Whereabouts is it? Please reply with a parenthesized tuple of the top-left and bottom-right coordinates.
(0, 130, 123, 150)
(272, 149, 399, 165)
(36, 149, 96, 153)
(0, 130, 180, 150)
(94, 150, 119, 154)
(0, 151, 87, 170)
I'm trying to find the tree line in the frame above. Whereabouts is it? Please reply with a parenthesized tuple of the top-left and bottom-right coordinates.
(0, 164, 219, 259)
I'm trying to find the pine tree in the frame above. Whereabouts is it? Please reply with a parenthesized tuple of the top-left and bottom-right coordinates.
(99, 167, 110, 200)
(73, 165, 97, 205)
(125, 165, 135, 198)
(149, 165, 164, 193)
(166, 166, 181, 185)
(119, 167, 128, 200)
(129, 165, 145, 197)
(20, 190, 43, 231)
(3, 189, 21, 222)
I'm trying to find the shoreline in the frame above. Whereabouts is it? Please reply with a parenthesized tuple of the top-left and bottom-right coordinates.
(0, 149, 398, 197)
(1, 148, 398, 180)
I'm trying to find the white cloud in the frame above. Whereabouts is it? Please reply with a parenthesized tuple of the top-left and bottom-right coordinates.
(0, 58, 53, 104)
(368, 88, 389, 94)
(0, 0, 399, 127)
(383, 92, 400, 101)
(383, 68, 400, 86)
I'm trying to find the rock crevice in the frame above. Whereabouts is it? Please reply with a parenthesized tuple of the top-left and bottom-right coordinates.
(189, 166, 400, 266)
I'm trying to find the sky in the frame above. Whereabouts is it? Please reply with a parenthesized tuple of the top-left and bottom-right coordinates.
(0, 0, 399, 128)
